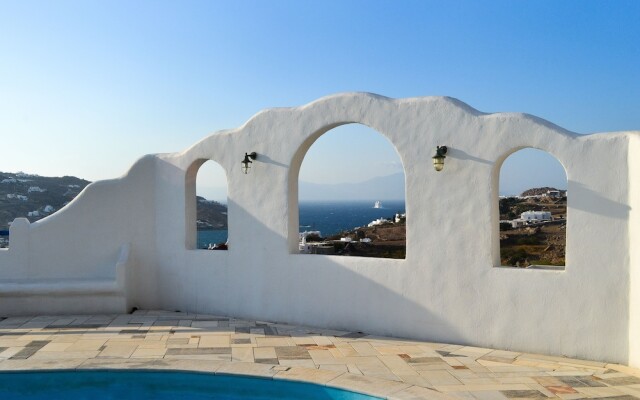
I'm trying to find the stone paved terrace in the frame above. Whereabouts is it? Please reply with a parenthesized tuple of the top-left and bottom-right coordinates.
(0, 311, 639, 400)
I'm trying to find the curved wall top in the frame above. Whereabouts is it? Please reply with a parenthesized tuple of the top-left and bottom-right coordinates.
(1, 93, 640, 367)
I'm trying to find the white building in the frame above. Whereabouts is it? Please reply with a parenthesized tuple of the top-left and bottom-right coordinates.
(367, 218, 389, 227)
(520, 210, 552, 222)
(545, 190, 561, 198)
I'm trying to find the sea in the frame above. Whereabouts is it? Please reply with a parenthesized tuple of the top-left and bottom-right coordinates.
(197, 200, 405, 249)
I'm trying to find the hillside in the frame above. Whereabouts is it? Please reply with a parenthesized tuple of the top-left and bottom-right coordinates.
(0, 171, 90, 230)
(0, 172, 228, 232)
(196, 196, 228, 230)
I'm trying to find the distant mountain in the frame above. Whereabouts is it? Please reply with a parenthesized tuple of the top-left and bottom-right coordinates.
(299, 173, 405, 201)
(0, 172, 228, 231)
(0, 172, 91, 230)
(196, 196, 227, 230)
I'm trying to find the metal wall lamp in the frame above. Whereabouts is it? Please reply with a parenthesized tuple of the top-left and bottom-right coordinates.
(432, 146, 447, 171)
(241, 152, 257, 174)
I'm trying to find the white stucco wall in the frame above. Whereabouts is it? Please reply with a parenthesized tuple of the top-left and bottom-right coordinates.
(0, 93, 638, 367)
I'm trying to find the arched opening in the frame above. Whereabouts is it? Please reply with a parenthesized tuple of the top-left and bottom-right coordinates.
(185, 160, 228, 250)
(297, 124, 406, 259)
(498, 148, 567, 269)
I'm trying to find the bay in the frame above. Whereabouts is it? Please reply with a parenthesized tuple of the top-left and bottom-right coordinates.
(197, 200, 406, 249)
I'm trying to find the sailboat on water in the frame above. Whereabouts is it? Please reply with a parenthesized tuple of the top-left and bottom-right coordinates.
(373, 201, 382, 209)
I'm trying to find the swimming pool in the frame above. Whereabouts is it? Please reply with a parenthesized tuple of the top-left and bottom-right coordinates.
(0, 370, 383, 399)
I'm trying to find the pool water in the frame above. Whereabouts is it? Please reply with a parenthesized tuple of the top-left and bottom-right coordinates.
(0, 370, 382, 399)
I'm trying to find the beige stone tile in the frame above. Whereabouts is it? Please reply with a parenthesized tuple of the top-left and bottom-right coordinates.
(98, 344, 137, 358)
(395, 374, 434, 387)
(615, 385, 640, 398)
(275, 366, 343, 384)
(434, 384, 531, 392)
(319, 364, 349, 373)
(466, 390, 508, 400)
(373, 345, 423, 355)
(0, 358, 88, 370)
(420, 370, 463, 386)
(328, 347, 344, 358)
(79, 358, 165, 370)
(389, 385, 452, 400)
(30, 351, 100, 360)
(106, 338, 145, 345)
(278, 359, 316, 368)
(446, 391, 477, 400)
(232, 347, 254, 363)
(198, 335, 230, 348)
(450, 370, 482, 379)
(348, 363, 363, 375)
(166, 343, 199, 349)
(478, 360, 517, 368)
(574, 386, 626, 398)
(546, 370, 595, 377)
(335, 343, 359, 357)
(556, 393, 588, 400)
(0, 339, 22, 347)
(605, 364, 640, 378)
(459, 378, 501, 385)
(413, 363, 455, 372)
(0, 347, 26, 359)
(39, 342, 74, 352)
(130, 347, 167, 358)
(379, 355, 419, 374)
(291, 335, 315, 345)
(17, 334, 54, 341)
(216, 361, 277, 378)
(594, 372, 630, 379)
(255, 337, 295, 347)
(312, 336, 334, 346)
(50, 334, 83, 343)
(496, 377, 538, 384)
(454, 347, 494, 358)
(444, 357, 466, 367)
(308, 349, 339, 364)
(253, 346, 276, 359)
(485, 365, 542, 373)
(486, 350, 520, 359)
(67, 339, 108, 351)
(164, 354, 231, 361)
(328, 373, 411, 398)
(136, 341, 167, 349)
(351, 342, 380, 356)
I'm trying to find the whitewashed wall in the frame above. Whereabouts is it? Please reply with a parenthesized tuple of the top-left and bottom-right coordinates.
(0, 93, 638, 367)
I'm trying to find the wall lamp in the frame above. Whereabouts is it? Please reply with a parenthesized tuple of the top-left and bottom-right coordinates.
(241, 152, 257, 174)
(432, 146, 447, 171)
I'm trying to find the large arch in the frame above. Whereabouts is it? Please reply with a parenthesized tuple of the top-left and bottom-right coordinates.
(288, 122, 408, 257)
(295, 123, 407, 258)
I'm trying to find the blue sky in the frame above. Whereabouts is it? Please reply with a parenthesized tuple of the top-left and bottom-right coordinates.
(1, 1, 638, 200)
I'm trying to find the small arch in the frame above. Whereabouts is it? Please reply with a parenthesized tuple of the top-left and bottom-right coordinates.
(291, 123, 406, 259)
(185, 159, 229, 250)
(495, 148, 568, 269)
